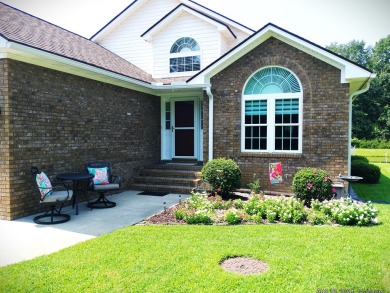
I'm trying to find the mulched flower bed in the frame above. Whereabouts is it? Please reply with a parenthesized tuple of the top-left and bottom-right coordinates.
(137, 193, 250, 225)
(138, 204, 186, 225)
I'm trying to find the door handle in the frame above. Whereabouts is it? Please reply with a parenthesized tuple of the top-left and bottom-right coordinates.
(171, 126, 174, 132)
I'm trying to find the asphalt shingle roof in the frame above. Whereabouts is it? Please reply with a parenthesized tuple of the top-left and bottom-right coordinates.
(0, 3, 154, 84)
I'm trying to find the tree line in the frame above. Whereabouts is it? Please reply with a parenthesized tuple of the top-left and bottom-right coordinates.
(326, 35, 390, 141)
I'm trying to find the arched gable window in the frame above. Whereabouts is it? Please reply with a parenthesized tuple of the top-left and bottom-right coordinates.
(170, 37, 201, 73)
(242, 66, 303, 153)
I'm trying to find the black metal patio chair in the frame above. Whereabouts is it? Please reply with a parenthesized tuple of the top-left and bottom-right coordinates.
(85, 161, 122, 209)
(30, 166, 73, 224)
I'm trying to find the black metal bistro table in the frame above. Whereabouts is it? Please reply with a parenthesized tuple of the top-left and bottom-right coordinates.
(57, 172, 94, 215)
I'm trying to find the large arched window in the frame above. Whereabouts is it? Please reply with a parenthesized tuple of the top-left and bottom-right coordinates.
(169, 37, 201, 73)
(242, 66, 303, 153)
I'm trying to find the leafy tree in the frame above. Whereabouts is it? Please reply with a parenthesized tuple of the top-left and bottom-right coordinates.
(327, 40, 372, 67)
(327, 36, 390, 140)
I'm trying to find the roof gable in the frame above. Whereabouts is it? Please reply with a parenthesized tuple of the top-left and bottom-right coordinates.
(188, 23, 374, 91)
(141, 4, 236, 42)
(91, 0, 254, 42)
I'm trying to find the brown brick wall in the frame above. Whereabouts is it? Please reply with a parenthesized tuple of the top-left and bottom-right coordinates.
(0, 59, 160, 220)
(0, 59, 11, 218)
(204, 37, 350, 193)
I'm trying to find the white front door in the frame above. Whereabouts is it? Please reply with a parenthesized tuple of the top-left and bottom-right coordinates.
(161, 96, 203, 161)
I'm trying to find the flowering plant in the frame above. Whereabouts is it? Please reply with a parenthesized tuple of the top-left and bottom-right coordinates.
(292, 168, 333, 205)
(173, 192, 379, 226)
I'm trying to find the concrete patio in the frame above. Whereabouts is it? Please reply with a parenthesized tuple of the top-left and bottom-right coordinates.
(0, 190, 188, 267)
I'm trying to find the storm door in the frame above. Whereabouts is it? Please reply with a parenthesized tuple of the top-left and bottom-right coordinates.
(173, 100, 195, 157)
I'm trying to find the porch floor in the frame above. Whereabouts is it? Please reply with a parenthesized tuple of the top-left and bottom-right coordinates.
(0, 190, 189, 267)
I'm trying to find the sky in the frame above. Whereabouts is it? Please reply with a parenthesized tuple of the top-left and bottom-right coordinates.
(2, 0, 389, 47)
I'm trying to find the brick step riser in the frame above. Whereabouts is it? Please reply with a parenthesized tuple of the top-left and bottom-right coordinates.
(134, 177, 199, 187)
(132, 184, 193, 194)
(150, 164, 202, 171)
(140, 170, 201, 179)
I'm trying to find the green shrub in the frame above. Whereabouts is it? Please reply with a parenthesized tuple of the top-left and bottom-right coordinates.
(233, 199, 244, 209)
(352, 138, 390, 149)
(185, 193, 210, 210)
(266, 210, 277, 223)
(201, 158, 241, 197)
(173, 207, 186, 220)
(208, 195, 231, 210)
(351, 161, 381, 184)
(279, 198, 308, 224)
(225, 210, 242, 225)
(307, 210, 330, 225)
(292, 168, 333, 205)
(245, 196, 264, 216)
(185, 211, 213, 224)
(351, 155, 369, 163)
(248, 174, 261, 194)
(311, 198, 379, 226)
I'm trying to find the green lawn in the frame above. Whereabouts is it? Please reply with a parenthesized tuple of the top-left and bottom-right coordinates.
(354, 148, 390, 163)
(352, 163, 390, 202)
(1, 205, 389, 292)
(352, 149, 390, 203)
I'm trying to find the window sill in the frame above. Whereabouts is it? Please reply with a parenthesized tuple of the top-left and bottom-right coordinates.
(240, 152, 302, 158)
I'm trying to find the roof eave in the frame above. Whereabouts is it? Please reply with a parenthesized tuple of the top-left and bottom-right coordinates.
(141, 4, 236, 42)
(185, 0, 255, 34)
(188, 23, 374, 86)
(92, 0, 254, 42)
(1, 39, 156, 95)
(90, 0, 142, 41)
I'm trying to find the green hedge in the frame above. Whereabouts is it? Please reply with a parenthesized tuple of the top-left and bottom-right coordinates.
(351, 161, 381, 184)
(352, 138, 390, 149)
(351, 155, 369, 163)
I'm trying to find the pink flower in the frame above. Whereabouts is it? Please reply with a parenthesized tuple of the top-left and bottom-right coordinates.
(332, 188, 337, 193)
(307, 182, 313, 190)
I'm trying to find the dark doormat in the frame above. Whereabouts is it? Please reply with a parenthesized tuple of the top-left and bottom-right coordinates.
(138, 191, 169, 196)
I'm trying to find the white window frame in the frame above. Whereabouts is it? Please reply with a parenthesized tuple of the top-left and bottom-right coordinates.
(241, 68, 303, 154)
(169, 37, 201, 73)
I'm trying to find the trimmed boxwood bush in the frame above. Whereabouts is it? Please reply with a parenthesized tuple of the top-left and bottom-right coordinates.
(201, 158, 241, 197)
(351, 155, 369, 163)
(292, 168, 333, 205)
(351, 161, 381, 184)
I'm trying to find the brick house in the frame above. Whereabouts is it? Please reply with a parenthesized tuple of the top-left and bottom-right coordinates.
(0, 1, 374, 220)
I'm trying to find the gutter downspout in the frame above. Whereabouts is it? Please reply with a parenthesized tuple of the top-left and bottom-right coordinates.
(347, 77, 372, 175)
(205, 86, 213, 161)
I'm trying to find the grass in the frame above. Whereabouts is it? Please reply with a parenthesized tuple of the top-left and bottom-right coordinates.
(354, 148, 390, 163)
(352, 148, 390, 203)
(352, 163, 390, 202)
(1, 205, 389, 292)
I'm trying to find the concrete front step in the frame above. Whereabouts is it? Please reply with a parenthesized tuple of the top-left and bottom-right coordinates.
(132, 162, 203, 194)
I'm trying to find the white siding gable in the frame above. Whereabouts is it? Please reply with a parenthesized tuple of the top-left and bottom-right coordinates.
(96, 0, 180, 74)
(152, 12, 222, 78)
(94, 0, 252, 77)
